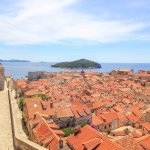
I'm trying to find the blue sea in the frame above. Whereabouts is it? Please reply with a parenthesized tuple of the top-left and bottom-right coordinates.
(1, 62, 150, 79)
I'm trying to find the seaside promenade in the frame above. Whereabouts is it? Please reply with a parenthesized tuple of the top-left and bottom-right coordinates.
(0, 80, 14, 150)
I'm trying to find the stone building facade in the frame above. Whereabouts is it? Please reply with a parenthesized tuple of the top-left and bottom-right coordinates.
(0, 64, 4, 91)
(111, 69, 134, 76)
(28, 71, 44, 81)
(28, 71, 54, 81)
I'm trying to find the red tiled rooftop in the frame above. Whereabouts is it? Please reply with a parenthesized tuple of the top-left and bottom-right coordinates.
(139, 135, 150, 150)
(142, 122, 150, 131)
(96, 111, 118, 124)
(32, 113, 60, 150)
(53, 130, 64, 136)
(116, 135, 144, 150)
(24, 97, 55, 120)
(127, 114, 139, 124)
(55, 107, 74, 118)
(67, 125, 125, 150)
(92, 115, 104, 126)
(92, 100, 106, 110)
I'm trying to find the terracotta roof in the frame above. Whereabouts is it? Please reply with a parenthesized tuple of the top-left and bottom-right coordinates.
(142, 122, 150, 131)
(112, 131, 126, 136)
(116, 135, 144, 150)
(24, 98, 55, 120)
(82, 138, 103, 150)
(71, 105, 91, 119)
(139, 135, 150, 150)
(55, 107, 74, 118)
(92, 115, 104, 126)
(32, 113, 60, 150)
(131, 131, 142, 139)
(97, 112, 118, 124)
(127, 114, 139, 124)
(53, 130, 64, 136)
(132, 108, 143, 118)
(48, 123, 60, 129)
(19, 71, 150, 149)
(119, 114, 128, 123)
(92, 101, 106, 110)
(67, 125, 125, 150)
(25, 97, 42, 119)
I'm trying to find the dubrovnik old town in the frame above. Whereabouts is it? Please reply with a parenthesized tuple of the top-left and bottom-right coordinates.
(1, 0, 150, 149)
(1, 63, 150, 149)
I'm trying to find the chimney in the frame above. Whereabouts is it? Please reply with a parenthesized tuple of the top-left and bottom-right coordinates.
(42, 105, 47, 110)
(50, 102, 53, 108)
(34, 113, 36, 119)
(59, 139, 63, 149)
(74, 126, 81, 136)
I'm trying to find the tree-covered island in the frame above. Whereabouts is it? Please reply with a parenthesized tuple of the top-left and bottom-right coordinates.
(51, 59, 101, 69)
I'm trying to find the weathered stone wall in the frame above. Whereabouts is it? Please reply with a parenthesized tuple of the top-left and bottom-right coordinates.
(145, 112, 150, 122)
(0, 64, 4, 91)
(15, 136, 46, 150)
(7, 77, 47, 150)
(28, 71, 44, 81)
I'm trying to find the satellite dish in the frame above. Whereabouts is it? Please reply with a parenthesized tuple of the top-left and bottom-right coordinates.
(34, 104, 38, 108)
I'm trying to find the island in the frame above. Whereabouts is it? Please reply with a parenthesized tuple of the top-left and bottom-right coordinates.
(51, 59, 101, 69)
(0, 59, 30, 62)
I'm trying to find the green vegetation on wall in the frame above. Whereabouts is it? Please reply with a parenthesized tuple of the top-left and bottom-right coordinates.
(18, 97, 24, 111)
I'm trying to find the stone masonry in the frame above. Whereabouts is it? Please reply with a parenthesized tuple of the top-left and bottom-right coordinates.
(0, 64, 4, 91)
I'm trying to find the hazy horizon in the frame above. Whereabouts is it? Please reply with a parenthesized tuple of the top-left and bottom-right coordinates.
(1, 59, 150, 64)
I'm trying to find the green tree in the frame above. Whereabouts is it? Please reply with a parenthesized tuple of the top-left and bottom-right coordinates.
(79, 122, 88, 127)
(62, 128, 74, 137)
(38, 94, 47, 100)
(18, 97, 24, 111)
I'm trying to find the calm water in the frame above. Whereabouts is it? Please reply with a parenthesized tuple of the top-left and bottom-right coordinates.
(1, 62, 150, 79)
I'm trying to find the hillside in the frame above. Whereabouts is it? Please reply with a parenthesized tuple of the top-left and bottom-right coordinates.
(51, 59, 101, 69)
(0, 59, 30, 62)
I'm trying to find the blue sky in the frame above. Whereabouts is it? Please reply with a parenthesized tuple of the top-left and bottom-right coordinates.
(0, 0, 150, 63)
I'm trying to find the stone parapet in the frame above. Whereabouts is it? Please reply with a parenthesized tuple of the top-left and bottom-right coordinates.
(7, 77, 47, 150)
(0, 64, 4, 91)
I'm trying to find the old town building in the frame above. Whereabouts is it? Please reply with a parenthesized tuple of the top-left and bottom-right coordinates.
(15, 70, 150, 150)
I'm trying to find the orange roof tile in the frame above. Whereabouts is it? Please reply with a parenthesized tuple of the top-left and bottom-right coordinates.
(32, 113, 60, 150)
(116, 135, 144, 150)
(67, 125, 125, 150)
(96, 111, 118, 124)
(127, 114, 139, 124)
(92, 115, 104, 126)
(139, 135, 150, 150)
(142, 122, 150, 131)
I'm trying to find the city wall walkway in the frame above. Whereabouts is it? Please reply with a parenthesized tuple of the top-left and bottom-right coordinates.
(0, 80, 14, 150)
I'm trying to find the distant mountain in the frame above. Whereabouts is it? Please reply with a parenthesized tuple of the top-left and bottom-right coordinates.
(51, 59, 101, 69)
(0, 59, 30, 62)
(40, 61, 47, 63)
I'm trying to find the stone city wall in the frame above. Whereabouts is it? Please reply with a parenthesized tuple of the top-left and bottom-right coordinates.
(7, 78, 47, 150)
(0, 64, 5, 91)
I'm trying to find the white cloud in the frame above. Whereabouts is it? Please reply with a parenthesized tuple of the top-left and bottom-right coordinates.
(0, 0, 148, 45)
(129, 0, 150, 9)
